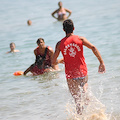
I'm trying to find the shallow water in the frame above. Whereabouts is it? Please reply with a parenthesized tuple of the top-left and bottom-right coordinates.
(0, 0, 120, 120)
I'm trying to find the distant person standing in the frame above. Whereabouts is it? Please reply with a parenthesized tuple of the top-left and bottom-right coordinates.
(52, 19, 106, 115)
(6, 42, 20, 53)
(51, 1, 72, 21)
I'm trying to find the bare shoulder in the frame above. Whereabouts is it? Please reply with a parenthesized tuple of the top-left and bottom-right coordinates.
(64, 8, 72, 13)
(34, 47, 37, 51)
(55, 41, 61, 50)
(78, 36, 87, 41)
(15, 50, 20, 52)
(34, 48, 37, 55)
(79, 36, 95, 49)
(78, 36, 90, 44)
(47, 46, 54, 53)
(52, 9, 59, 14)
(47, 46, 54, 52)
(56, 41, 61, 46)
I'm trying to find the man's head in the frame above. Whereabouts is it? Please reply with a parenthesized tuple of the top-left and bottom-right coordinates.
(36, 38, 45, 48)
(10, 42, 16, 50)
(63, 19, 74, 34)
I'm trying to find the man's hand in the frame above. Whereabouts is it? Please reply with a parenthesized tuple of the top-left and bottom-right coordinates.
(98, 63, 106, 73)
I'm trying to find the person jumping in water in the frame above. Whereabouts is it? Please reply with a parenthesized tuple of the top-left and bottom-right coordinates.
(52, 19, 105, 115)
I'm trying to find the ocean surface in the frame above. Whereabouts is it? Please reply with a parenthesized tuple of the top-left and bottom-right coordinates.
(0, 0, 120, 120)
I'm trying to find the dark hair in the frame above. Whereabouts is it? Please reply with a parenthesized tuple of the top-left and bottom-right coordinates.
(10, 42, 15, 46)
(36, 38, 44, 45)
(63, 19, 74, 34)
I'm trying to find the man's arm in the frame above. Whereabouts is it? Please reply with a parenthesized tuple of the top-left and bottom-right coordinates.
(23, 67, 31, 75)
(52, 41, 61, 66)
(80, 36, 106, 73)
(48, 46, 59, 70)
(34, 49, 37, 56)
(24, 49, 37, 75)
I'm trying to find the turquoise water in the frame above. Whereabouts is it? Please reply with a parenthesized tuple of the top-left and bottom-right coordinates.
(0, 0, 120, 119)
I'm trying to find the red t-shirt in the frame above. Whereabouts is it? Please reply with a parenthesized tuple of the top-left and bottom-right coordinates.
(60, 35, 87, 79)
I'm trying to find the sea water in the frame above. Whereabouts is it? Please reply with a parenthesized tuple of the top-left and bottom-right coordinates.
(0, 0, 120, 120)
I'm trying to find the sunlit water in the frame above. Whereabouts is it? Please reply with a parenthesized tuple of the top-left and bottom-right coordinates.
(0, 0, 120, 120)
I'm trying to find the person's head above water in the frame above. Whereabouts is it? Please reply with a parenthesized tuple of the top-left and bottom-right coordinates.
(36, 38, 44, 45)
(63, 19, 74, 34)
(27, 20, 32, 26)
(6, 42, 20, 53)
(10, 42, 16, 51)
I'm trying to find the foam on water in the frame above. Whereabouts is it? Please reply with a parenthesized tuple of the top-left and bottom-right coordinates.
(66, 89, 111, 120)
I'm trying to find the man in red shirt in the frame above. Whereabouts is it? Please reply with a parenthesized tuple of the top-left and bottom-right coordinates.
(52, 19, 105, 115)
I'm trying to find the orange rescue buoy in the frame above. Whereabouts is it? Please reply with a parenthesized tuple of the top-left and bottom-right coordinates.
(13, 71, 23, 76)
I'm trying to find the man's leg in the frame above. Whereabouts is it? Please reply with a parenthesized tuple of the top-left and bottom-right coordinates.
(67, 79, 83, 115)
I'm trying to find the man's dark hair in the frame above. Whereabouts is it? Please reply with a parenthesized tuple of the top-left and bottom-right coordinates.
(63, 19, 74, 34)
(36, 38, 44, 45)
(10, 42, 15, 46)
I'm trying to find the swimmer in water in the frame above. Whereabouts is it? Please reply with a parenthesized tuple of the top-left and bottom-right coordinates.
(27, 20, 32, 26)
(6, 42, 20, 53)
(52, 19, 106, 115)
(24, 38, 63, 75)
(51, 1, 72, 21)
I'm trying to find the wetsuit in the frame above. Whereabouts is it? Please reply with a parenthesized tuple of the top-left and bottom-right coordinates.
(30, 46, 51, 75)
(60, 35, 87, 79)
